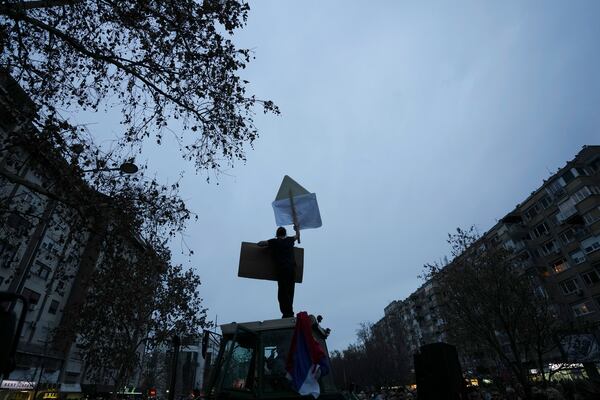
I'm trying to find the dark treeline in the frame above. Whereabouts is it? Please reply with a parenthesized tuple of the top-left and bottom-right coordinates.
(330, 322, 411, 391)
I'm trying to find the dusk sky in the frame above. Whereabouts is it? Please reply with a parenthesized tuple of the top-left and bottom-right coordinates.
(84, 1, 600, 351)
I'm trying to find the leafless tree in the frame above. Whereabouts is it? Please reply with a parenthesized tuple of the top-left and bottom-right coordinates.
(422, 227, 565, 400)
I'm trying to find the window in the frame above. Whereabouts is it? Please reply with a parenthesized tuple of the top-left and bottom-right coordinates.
(48, 300, 59, 315)
(552, 258, 570, 274)
(21, 287, 41, 310)
(524, 205, 540, 221)
(572, 301, 595, 317)
(562, 169, 576, 184)
(263, 330, 294, 394)
(559, 279, 580, 295)
(547, 212, 560, 226)
(572, 186, 594, 203)
(572, 167, 589, 177)
(535, 286, 548, 299)
(589, 157, 600, 173)
(558, 177, 567, 186)
(533, 222, 549, 238)
(581, 270, 600, 286)
(41, 241, 54, 252)
(547, 178, 566, 195)
(40, 239, 61, 256)
(540, 240, 559, 256)
(569, 249, 586, 264)
(503, 239, 516, 251)
(0, 241, 16, 269)
(563, 170, 595, 185)
(581, 236, 600, 254)
(583, 207, 600, 226)
(539, 195, 552, 209)
(221, 335, 256, 391)
(558, 198, 577, 222)
(32, 260, 51, 280)
(559, 228, 576, 245)
(55, 280, 65, 296)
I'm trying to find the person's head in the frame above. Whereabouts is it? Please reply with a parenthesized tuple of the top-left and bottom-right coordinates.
(276, 227, 286, 238)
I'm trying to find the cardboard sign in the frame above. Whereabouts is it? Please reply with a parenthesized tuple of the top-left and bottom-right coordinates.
(238, 242, 303, 283)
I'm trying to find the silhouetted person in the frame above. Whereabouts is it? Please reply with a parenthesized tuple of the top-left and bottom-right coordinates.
(258, 226, 299, 318)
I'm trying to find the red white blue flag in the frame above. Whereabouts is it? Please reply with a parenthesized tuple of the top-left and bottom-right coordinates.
(286, 312, 330, 398)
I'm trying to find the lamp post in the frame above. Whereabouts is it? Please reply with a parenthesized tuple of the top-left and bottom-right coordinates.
(81, 162, 139, 174)
(168, 336, 181, 400)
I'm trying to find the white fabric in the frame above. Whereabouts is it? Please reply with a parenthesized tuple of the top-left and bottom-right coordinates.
(272, 193, 322, 229)
(298, 365, 322, 398)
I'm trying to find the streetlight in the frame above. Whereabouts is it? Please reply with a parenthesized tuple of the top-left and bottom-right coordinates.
(118, 162, 139, 174)
(81, 162, 139, 174)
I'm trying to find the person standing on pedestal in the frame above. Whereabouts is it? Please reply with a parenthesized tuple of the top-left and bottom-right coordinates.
(258, 226, 299, 318)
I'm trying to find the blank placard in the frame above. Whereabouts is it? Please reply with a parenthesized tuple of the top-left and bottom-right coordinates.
(238, 242, 303, 283)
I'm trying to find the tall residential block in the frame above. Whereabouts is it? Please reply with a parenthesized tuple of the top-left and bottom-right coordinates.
(382, 145, 600, 373)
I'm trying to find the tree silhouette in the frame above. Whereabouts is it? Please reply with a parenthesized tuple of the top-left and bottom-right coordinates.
(1, 0, 279, 170)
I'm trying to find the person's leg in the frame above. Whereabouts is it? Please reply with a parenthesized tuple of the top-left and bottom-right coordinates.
(287, 279, 295, 317)
(277, 280, 287, 317)
(281, 272, 294, 318)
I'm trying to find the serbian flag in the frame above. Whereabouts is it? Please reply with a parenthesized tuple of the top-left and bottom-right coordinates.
(286, 312, 330, 398)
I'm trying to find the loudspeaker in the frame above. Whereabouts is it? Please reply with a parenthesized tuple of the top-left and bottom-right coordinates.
(414, 342, 464, 400)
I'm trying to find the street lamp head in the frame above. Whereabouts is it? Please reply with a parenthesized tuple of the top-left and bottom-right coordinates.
(119, 162, 139, 174)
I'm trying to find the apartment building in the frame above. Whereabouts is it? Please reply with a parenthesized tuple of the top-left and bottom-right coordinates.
(0, 73, 150, 400)
(377, 282, 446, 366)
(495, 146, 600, 329)
(382, 145, 600, 372)
(0, 72, 89, 400)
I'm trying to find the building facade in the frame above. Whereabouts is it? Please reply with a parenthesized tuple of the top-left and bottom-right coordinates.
(382, 281, 446, 358)
(382, 145, 600, 375)
(0, 73, 151, 400)
(492, 146, 600, 335)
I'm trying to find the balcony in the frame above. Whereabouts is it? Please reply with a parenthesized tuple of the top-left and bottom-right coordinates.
(558, 207, 578, 223)
(558, 186, 600, 223)
(574, 227, 591, 240)
(500, 214, 524, 224)
(551, 260, 570, 274)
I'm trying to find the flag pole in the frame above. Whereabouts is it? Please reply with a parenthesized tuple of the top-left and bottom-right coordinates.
(289, 189, 300, 244)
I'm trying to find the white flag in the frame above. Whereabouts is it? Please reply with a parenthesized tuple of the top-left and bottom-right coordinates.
(272, 193, 322, 229)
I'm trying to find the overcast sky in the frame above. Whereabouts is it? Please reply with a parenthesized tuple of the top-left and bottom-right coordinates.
(87, 1, 600, 351)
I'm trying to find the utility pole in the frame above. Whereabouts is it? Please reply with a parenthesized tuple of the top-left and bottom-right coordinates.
(168, 336, 180, 400)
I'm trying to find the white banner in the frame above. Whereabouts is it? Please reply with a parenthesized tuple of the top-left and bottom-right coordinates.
(1, 380, 36, 390)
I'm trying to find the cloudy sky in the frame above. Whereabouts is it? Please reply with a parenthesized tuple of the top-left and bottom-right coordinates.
(88, 1, 600, 351)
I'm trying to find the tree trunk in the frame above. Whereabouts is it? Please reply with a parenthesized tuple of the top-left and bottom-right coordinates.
(536, 349, 547, 388)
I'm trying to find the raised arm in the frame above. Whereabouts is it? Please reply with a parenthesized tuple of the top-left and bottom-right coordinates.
(257, 240, 269, 247)
(293, 225, 300, 242)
